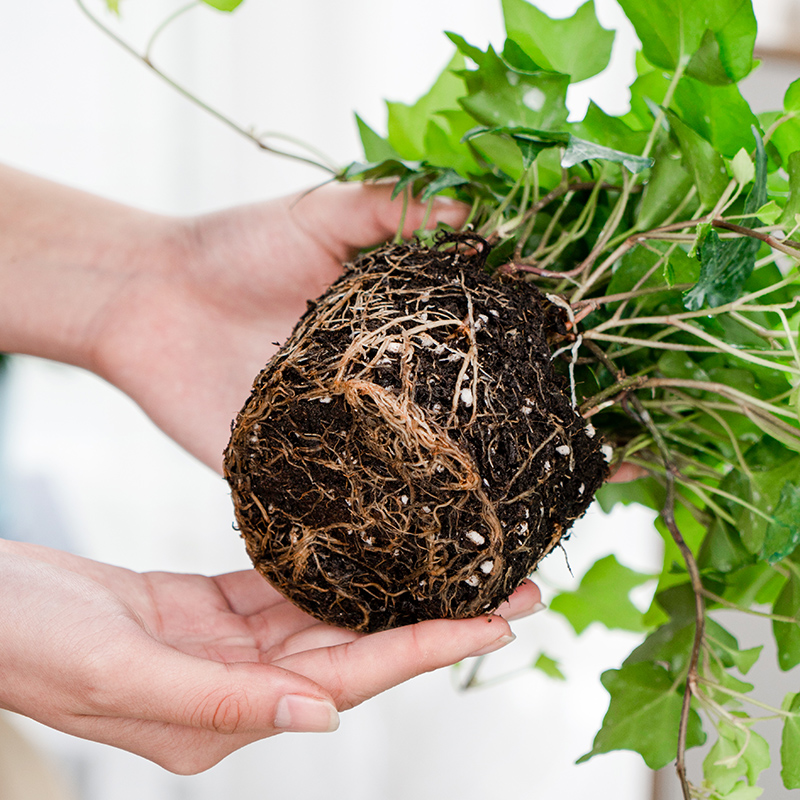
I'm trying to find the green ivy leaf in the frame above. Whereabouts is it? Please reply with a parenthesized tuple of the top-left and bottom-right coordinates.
(666, 110, 728, 209)
(578, 661, 706, 770)
(387, 52, 466, 160)
(500, 0, 615, 83)
(780, 692, 800, 788)
(760, 481, 800, 564)
(200, 0, 245, 10)
(773, 565, 800, 671)
(779, 151, 800, 230)
(461, 125, 567, 168)
(419, 168, 469, 201)
(549, 554, 654, 634)
(355, 115, 401, 163)
(616, 0, 755, 83)
(562, 136, 653, 174)
(674, 77, 760, 159)
(454, 43, 569, 133)
(533, 653, 566, 681)
(684, 130, 767, 310)
(703, 722, 770, 793)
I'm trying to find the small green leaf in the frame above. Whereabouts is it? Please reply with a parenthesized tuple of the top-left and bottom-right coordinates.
(773, 567, 800, 671)
(684, 129, 767, 310)
(533, 653, 566, 681)
(637, 137, 695, 230)
(419, 169, 469, 201)
(730, 148, 755, 186)
(501, 0, 615, 82)
(200, 0, 244, 10)
(355, 115, 401, 163)
(780, 692, 800, 788)
(703, 723, 770, 792)
(667, 110, 728, 209)
(779, 151, 800, 230)
(754, 200, 782, 226)
(549, 554, 654, 634)
(387, 52, 466, 160)
(562, 136, 654, 174)
(578, 661, 706, 770)
(760, 481, 800, 564)
(104, 0, 121, 13)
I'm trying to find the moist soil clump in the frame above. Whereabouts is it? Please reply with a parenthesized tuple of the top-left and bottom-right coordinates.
(224, 234, 609, 632)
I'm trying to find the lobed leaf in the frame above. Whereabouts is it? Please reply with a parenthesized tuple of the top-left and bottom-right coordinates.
(616, 0, 755, 83)
(500, 0, 614, 83)
(578, 661, 705, 770)
(549, 554, 655, 634)
(703, 722, 770, 793)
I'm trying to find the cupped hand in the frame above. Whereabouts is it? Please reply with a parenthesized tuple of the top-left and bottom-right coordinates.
(0, 540, 541, 774)
(92, 183, 467, 471)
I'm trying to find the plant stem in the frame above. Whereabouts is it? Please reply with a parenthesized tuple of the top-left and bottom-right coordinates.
(74, 0, 338, 174)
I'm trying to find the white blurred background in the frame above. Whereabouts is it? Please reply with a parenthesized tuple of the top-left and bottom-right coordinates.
(0, 1, 798, 798)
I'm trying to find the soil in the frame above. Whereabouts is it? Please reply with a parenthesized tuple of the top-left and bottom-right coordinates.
(224, 234, 609, 632)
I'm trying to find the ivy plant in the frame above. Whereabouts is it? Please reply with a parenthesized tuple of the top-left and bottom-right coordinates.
(83, 0, 800, 796)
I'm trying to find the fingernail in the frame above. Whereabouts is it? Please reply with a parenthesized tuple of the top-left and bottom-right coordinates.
(275, 695, 340, 733)
(531, 601, 547, 614)
(469, 633, 516, 658)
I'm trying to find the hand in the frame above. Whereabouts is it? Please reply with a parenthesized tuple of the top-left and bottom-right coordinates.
(0, 540, 541, 774)
(90, 183, 467, 470)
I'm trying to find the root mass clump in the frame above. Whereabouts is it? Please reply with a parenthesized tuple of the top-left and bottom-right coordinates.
(224, 235, 608, 632)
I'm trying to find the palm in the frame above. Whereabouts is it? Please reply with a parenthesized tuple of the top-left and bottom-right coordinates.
(131, 569, 358, 666)
(95, 184, 465, 469)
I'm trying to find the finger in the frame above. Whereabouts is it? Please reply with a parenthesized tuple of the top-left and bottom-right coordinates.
(94, 632, 339, 737)
(609, 462, 647, 482)
(494, 579, 545, 621)
(290, 182, 469, 262)
(273, 613, 514, 710)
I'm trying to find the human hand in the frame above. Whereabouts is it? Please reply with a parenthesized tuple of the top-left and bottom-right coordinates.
(90, 183, 467, 470)
(0, 540, 541, 774)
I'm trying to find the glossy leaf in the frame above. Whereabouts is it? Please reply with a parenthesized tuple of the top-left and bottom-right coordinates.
(684, 131, 766, 310)
(500, 0, 614, 82)
(562, 137, 653, 174)
(616, 0, 755, 83)
(578, 661, 705, 770)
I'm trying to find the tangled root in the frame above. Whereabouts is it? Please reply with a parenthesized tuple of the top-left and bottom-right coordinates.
(224, 234, 608, 632)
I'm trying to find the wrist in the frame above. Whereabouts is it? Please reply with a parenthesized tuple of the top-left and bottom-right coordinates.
(0, 164, 182, 371)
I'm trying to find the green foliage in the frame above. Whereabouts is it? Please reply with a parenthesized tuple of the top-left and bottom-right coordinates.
(780, 692, 800, 788)
(578, 661, 706, 770)
(549, 555, 654, 634)
(533, 652, 566, 681)
(346, 0, 800, 792)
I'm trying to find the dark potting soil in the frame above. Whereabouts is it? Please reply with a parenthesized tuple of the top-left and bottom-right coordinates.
(224, 234, 608, 632)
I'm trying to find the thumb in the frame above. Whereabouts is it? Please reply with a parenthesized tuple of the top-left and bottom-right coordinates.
(290, 181, 470, 262)
(105, 638, 340, 736)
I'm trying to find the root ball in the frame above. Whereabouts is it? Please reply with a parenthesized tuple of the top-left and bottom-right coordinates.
(223, 235, 608, 632)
